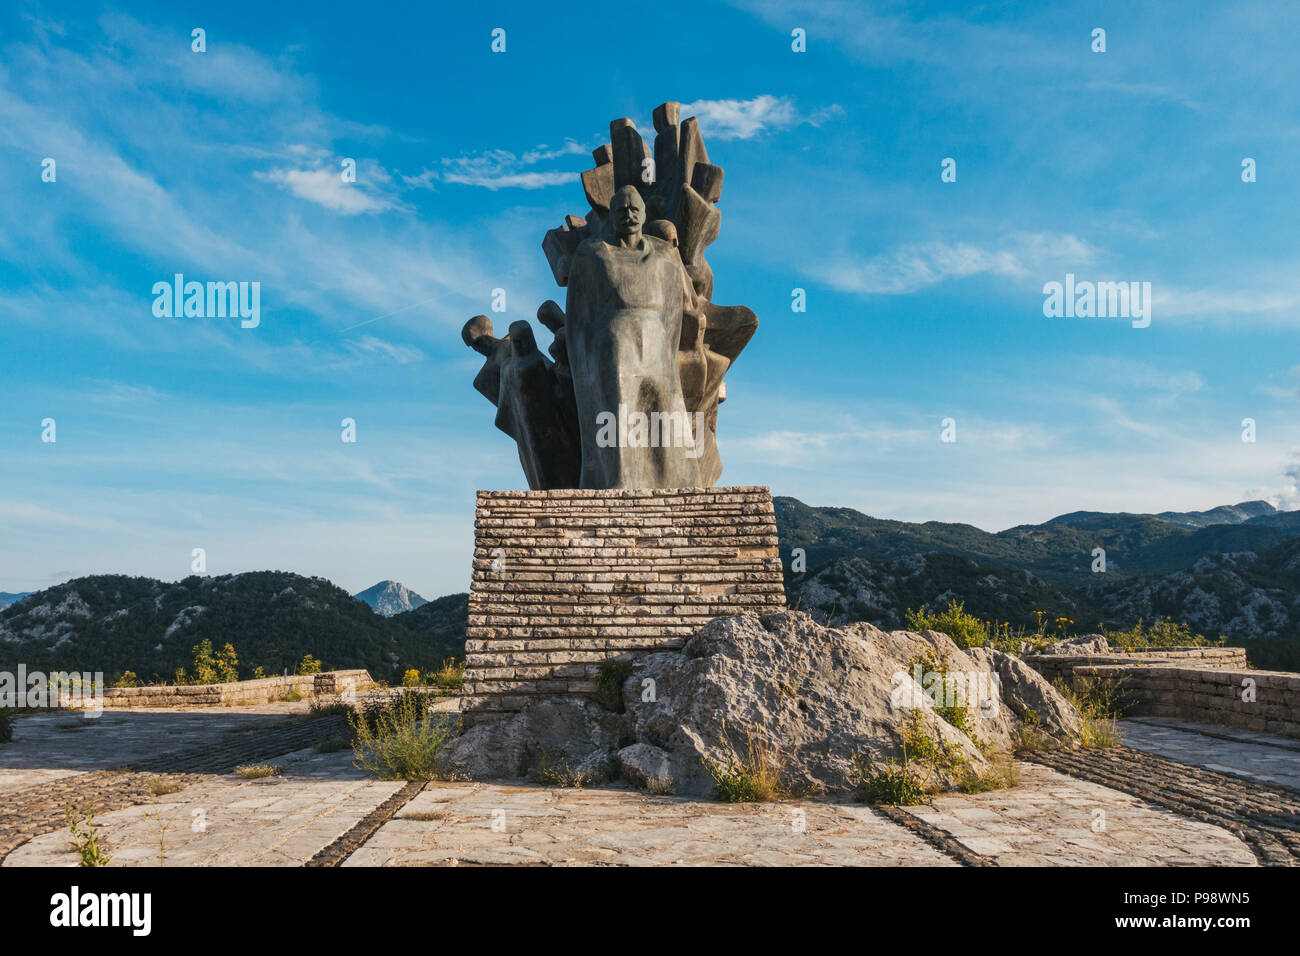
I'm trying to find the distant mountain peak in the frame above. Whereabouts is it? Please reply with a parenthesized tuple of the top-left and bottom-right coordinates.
(0, 591, 33, 611)
(354, 580, 428, 617)
(1154, 500, 1278, 530)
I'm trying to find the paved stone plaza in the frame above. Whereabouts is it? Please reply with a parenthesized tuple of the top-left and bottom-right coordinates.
(1, 704, 1295, 867)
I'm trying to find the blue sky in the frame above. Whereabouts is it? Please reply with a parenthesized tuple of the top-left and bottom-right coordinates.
(2, 0, 1298, 598)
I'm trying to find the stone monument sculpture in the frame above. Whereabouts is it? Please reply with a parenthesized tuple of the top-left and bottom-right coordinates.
(462, 101, 758, 490)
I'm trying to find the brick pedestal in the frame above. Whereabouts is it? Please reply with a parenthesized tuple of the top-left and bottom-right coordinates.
(463, 486, 786, 722)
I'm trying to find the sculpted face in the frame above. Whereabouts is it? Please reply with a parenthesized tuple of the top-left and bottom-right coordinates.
(610, 186, 644, 242)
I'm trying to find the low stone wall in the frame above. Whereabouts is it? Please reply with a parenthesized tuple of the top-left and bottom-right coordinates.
(87, 669, 374, 709)
(1024, 646, 1247, 683)
(1068, 663, 1300, 739)
(465, 486, 787, 723)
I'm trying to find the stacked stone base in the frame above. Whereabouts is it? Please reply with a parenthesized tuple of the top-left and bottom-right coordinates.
(464, 486, 786, 723)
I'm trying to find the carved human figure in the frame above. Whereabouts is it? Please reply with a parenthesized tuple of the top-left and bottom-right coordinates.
(462, 315, 580, 490)
(564, 186, 702, 488)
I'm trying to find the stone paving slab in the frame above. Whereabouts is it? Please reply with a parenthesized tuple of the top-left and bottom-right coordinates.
(1120, 717, 1300, 792)
(344, 782, 956, 867)
(3, 747, 403, 867)
(341, 762, 1257, 867)
(900, 762, 1256, 867)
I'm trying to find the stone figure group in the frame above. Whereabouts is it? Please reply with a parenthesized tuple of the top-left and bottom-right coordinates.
(462, 102, 758, 490)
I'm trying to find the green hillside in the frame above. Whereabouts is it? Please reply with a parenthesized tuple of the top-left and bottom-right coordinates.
(0, 571, 463, 684)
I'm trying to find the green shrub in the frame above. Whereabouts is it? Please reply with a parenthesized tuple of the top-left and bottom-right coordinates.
(907, 652, 976, 736)
(110, 670, 140, 689)
(401, 668, 422, 687)
(854, 753, 927, 805)
(593, 658, 634, 712)
(297, 654, 323, 676)
(179, 639, 240, 685)
(905, 602, 987, 649)
(1103, 618, 1222, 651)
(425, 658, 465, 690)
(854, 711, 997, 804)
(350, 692, 458, 781)
(353, 690, 430, 732)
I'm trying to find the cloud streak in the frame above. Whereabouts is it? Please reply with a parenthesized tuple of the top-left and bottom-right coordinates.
(817, 233, 1098, 295)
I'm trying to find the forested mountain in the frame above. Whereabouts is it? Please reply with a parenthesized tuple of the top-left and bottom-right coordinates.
(778, 497, 1300, 669)
(0, 572, 461, 683)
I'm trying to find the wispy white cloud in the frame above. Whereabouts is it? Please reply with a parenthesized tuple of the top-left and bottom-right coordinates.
(85, 381, 167, 404)
(1155, 285, 1300, 320)
(345, 335, 424, 365)
(442, 169, 577, 190)
(410, 140, 589, 191)
(257, 166, 396, 214)
(680, 95, 842, 140)
(817, 233, 1098, 295)
(1077, 357, 1205, 401)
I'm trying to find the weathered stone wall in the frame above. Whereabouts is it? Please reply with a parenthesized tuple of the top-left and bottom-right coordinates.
(84, 669, 374, 709)
(1068, 663, 1300, 739)
(465, 486, 786, 722)
(1024, 646, 1247, 683)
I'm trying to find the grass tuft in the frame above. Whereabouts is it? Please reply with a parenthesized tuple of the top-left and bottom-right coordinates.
(703, 722, 786, 803)
(643, 775, 675, 796)
(235, 763, 283, 779)
(532, 751, 594, 788)
(145, 776, 188, 796)
(1053, 677, 1123, 748)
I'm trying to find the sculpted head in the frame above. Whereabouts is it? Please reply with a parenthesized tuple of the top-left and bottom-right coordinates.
(461, 314, 498, 357)
(610, 185, 645, 243)
(508, 320, 538, 356)
(644, 219, 678, 248)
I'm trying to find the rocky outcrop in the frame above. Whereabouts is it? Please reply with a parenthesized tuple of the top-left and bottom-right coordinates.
(442, 611, 1082, 796)
(1033, 633, 1110, 656)
(441, 698, 628, 782)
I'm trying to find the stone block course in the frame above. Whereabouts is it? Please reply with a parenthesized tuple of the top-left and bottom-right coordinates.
(85, 669, 374, 709)
(1038, 659, 1300, 740)
(464, 486, 786, 721)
